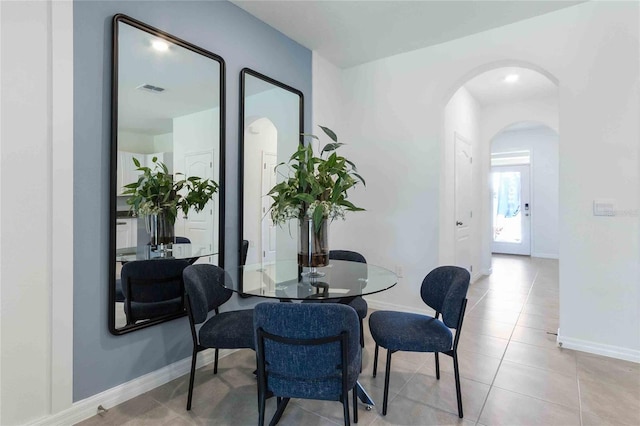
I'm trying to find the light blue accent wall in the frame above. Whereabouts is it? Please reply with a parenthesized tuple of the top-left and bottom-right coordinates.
(73, 0, 311, 401)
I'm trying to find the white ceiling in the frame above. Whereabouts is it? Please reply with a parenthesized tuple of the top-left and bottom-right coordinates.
(118, 21, 220, 135)
(464, 66, 557, 106)
(231, 0, 584, 69)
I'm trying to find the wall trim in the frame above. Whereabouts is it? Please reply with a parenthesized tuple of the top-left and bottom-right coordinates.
(27, 348, 235, 426)
(557, 330, 640, 363)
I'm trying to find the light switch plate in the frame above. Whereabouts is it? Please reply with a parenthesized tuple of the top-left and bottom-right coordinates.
(593, 199, 616, 216)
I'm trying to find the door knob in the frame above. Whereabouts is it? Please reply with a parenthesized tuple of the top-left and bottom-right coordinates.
(456, 221, 463, 226)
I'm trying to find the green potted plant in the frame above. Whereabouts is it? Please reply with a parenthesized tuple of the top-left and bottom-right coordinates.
(267, 126, 365, 268)
(122, 157, 218, 247)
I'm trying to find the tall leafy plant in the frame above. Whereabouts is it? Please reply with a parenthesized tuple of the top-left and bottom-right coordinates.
(123, 157, 218, 224)
(267, 126, 365, 232)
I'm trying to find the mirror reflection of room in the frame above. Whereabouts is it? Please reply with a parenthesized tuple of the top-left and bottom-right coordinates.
(112, 17, 222, 332)
(242, 70, 302, 271)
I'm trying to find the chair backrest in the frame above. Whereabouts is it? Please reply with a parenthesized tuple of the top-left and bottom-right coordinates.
(420, 266, 470, 328)
(183, 264, 234, 324)
(329, 250, 366, 264)
(254, 302, 361, 401)
(121, 259, 189, 304)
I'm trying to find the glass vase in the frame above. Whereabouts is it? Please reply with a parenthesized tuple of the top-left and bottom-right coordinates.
(145, 210, 175, 250)
(298, 216, 330, 268)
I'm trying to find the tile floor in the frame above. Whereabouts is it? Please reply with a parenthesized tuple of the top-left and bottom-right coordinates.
(78, 255, 640, 425)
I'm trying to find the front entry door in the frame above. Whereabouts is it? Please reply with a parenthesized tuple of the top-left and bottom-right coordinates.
(491, 164, 531, 255)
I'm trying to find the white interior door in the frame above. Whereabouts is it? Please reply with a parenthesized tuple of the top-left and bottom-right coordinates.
(183, 150, 217, 264)
(491, 164, 531, 255)
(261, 152, 277, 264)
(454, 133, 473, 273)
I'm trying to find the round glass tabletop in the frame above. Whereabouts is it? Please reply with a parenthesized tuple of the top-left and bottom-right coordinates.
(230, 259, 398, 300)
(115, 243, 216, 262)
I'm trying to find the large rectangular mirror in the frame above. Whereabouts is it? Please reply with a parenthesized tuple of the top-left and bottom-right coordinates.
(110, 14, 225, 334)
(239, 68, 303, 292)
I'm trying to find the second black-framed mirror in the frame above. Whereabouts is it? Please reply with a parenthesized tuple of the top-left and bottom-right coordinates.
(239, 68, 304, 293)
(109, 14, 225, 334)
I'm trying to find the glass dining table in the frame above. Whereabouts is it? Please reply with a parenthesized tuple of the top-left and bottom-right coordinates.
(226, 259, 398, 408)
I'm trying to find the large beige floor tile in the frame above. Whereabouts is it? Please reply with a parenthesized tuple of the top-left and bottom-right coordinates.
(399, 370, 490, 421)
(493, 361, 579, 409)
(421, 348, 501, 385)
(579, 376, 640, 425)
(462, 317, 515, 340)
(516, 312, 558, 332)
(520, 301, 559, 318)
(370, 393, 475, 425)
(510, 325, 559, 349)
(479, 387, 580, 426)
(76, 394, 182, 426)
(503, 341, 577, 377)
(458, 332, 509, 359)
(576, 351, 640, 392)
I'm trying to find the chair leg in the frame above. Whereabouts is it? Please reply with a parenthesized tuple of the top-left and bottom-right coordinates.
(453, 352, 464, 418)
(258, 388, 266, 426)
(382, 350, 393, 416)
(213, 348, 219, 374)
(434, 352, 440, 380)
(359, 318, 364, 347)
(373, 344, 379, 377)
(186, 349, 198, 410)
(269, 397, 290, 426)
(342, 391, 351, 426)
(353, 385, 358, 424)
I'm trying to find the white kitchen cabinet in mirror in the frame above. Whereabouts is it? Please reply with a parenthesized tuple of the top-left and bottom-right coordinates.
(110, 14, 225, 335)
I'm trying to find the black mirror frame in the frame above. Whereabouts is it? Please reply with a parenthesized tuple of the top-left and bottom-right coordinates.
(109, 14, 226, 335)
(238, 68, 304, 295)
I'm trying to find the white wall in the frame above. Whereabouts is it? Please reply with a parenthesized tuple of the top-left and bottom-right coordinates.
(441, 86, 482, 280)
(315, 1, 640, 358)
(491, 125, 559, 258)
(0, 1, 74, 424)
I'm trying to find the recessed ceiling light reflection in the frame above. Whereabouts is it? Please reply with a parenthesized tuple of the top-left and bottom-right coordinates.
(504, 74, 520, 83)
(152, 40, 169, 52)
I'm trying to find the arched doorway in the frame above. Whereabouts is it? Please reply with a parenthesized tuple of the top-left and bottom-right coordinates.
(440, 64, 559, 279)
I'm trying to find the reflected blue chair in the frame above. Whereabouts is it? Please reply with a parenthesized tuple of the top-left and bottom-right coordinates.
(120, 259, 190, 325)
(302, 250, 368, 347)
(330, 250, 368, 347)
(183, 264, 255, 410)
(254, 302, 361, 426)
(368, 266, 470, 417)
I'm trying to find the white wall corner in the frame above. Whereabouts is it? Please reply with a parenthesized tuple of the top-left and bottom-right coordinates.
(50, 0, 74, 414)
(557, 330, 640, 363)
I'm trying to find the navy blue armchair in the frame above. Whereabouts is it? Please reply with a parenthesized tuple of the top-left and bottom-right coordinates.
(183, 264, 255, 410)
(368, 266, 470, 417)
(254, 302, 361, 425)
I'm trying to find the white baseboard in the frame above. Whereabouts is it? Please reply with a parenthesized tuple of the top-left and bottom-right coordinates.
(557, 329, 640, 363)
(28, 348, 236, 426)
(531, 252, 559, 259)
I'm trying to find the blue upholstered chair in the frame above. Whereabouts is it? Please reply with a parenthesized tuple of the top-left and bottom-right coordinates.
(254, 302, 361, 426)
(368, 266, 470, 417)
(183, 264, 255, 410)
(303, 250, 368, 347)
(120, 259, 190, 325)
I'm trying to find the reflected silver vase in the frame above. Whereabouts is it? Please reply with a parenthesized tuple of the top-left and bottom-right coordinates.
(145, 211, 175, 248)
